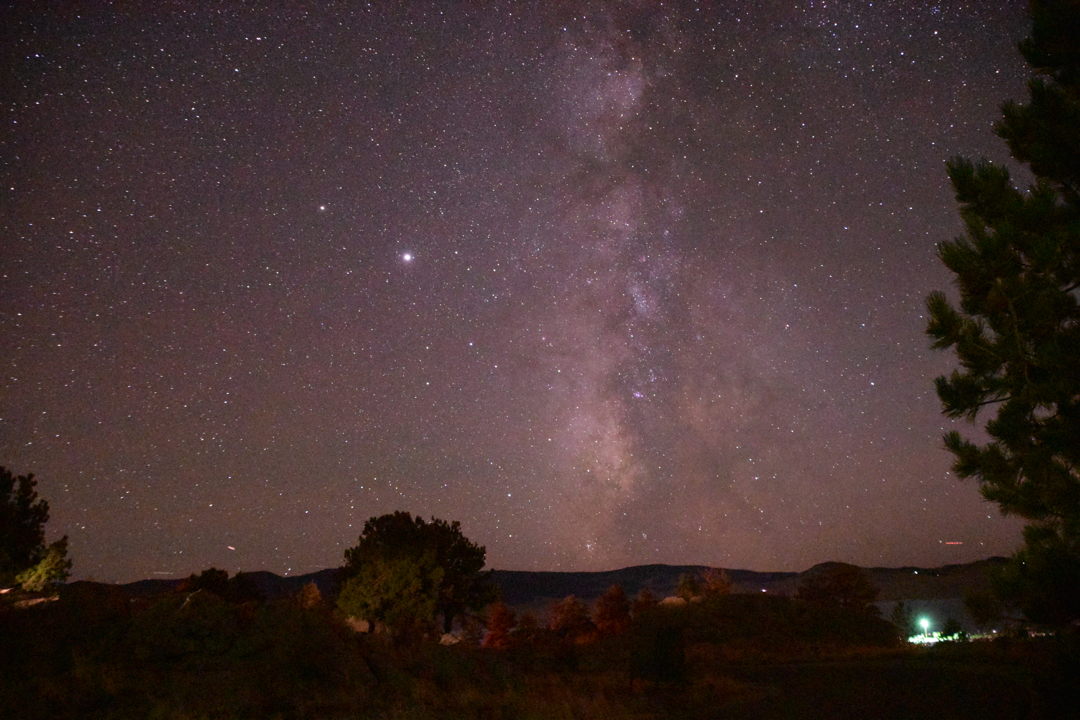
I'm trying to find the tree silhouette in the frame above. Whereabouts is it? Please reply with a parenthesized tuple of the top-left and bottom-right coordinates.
(676, 572, 699, 600)
(889, 601, 916, 639)
(338, 511, 494, 633)
(632, 587, 658, 617)
(1, 466, 68, 588)
(482, 601, 517, 649)
(179, 567, 263, 604)
(15, 536, 71, 591)
(297, 581, 324, 610)
(593, 584, 632, 636)
(796, 563, 879, 614)
(179, 567, 230, 596)
(926, 0, 1080, 623)
(963, 587, 1004, 631)
(994, 522, 1080, 624)
(699, 567, 733, 596)
(548, 595, 596, 643)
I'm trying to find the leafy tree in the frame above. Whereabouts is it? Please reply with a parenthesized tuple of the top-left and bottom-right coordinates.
(15, 536, 71, 591)
(548, 595, 596, 643)
(337, 552, 443, 630)
(338, 511, 494, 633)
(179, 567, 263, 604)
(482, 601, 516, 649)
(676, 573, 699, 601)
(179, 567, 230, 596)
(632, 587, 658, 617)
(593, 584, 632, 636)
(796, 563, 879, 614)
(513, 610, 541, 645)
(926, 0, 1080, 623)
(675, 569, 731, 600)
(1, 466, 67, 587)
(699, 567, 733, 596)
(297, 581, 324, 610)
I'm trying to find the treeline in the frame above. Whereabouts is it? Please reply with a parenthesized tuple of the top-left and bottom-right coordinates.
(0, 565, 905, 720)
(2, 509, 1074, 718)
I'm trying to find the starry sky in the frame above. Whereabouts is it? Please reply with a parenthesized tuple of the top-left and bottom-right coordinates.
(2, 1, 1036, 583)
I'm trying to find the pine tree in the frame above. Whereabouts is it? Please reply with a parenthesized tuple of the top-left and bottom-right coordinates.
(926, 0, 1080, 623)
(15, 536, 71, 592)
(0, 470, 62, 587)
(889, 601, 916, 639)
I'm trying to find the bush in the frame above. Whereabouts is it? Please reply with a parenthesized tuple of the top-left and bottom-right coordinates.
(594, 585, 632, 636)
(483, 601, 516, 649)
(548, 595, 597, 644)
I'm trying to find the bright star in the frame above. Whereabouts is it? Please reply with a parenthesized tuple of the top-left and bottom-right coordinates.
(402, 253, 413, 262)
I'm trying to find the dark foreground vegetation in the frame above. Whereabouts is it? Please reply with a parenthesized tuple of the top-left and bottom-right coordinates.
(3, 581, 1078, 720)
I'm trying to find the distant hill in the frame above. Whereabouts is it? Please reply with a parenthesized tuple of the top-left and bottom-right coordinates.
(111, 558, 1006, 614)
(491, 564, 795, 611)
(62, 558, 1004, 636)
(119, 568, 339, 600)
(861, 559, 1009, 602)
(490, 558, 1008, 613)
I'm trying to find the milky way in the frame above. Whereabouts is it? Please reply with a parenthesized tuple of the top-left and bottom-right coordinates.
(1, 1, 1033, 581)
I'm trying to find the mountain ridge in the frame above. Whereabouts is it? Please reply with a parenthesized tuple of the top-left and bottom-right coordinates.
(109, 558, 1008, 612)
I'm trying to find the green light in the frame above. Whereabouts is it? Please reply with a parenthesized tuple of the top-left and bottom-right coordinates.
(920, 618, 930, 632)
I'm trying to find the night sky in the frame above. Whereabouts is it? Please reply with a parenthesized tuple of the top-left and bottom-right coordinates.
(2, 1, 1035, 583)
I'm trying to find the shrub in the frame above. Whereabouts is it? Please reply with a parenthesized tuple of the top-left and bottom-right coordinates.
(483, 601, 516, 649)
(594, 584, 632, 636)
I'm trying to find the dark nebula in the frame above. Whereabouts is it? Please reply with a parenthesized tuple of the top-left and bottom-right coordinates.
(1, 1, 1031, 581)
